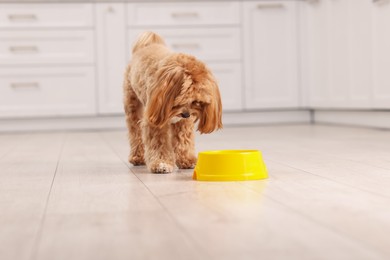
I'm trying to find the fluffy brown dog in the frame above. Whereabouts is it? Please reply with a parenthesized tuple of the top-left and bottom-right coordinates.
(123, 32, 223, 173)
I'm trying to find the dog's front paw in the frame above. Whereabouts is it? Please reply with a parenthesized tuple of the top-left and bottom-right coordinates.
(129, 154, 145, 166)
(149, 162, 174, 174)
(176, 156, 197, 169)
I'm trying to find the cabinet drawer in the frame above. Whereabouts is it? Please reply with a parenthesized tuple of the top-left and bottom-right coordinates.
(0, 4, 93, 28)
(128, 28, 241, 62)
(0, 30, 94, 65)
(0, 67, 96, 118)
(127, 2, 240, 26)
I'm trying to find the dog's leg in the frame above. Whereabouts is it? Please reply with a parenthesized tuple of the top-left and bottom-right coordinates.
(172, 120, 197, 169)
(124, 86, 145, 166)
(142, 123, 175, 173)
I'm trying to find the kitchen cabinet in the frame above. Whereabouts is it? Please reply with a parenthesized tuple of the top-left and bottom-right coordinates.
(0, 67, 96, 118)
(0, 30, 94, 65)
(0, 3, 93, 28)
(96, 3, 127, 114)
(0, 3, 96, 118)
(372, 0, 390, 109)
(127, 1, 240, 26)
(9, 1, 389, 131)
(302, 0, 373, 108)
(243, 1, 300, 109)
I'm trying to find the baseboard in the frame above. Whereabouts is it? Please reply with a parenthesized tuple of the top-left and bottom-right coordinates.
(4, 110, 390, 133)
(222, 110, 311, 126)
(0, 115, 126, 133)
(314, 110, 390, 129)
(0, 110, 312, 133)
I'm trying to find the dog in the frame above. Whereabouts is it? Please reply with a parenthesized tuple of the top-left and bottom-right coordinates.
(123, 31, 222, 173)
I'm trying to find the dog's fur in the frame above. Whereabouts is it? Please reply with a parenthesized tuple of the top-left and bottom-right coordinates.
(123, 32, 222, 173)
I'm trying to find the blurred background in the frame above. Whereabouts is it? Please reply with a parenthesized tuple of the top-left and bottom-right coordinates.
(0, 0, 389, 132)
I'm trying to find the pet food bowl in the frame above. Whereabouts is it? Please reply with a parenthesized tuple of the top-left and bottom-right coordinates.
(193, 150, 268, 181)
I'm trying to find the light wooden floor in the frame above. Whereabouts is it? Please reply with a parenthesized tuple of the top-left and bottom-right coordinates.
(1, 124, 390, 260)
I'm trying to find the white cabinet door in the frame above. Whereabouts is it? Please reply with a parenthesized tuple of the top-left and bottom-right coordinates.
(302, 0, 372, 108)
(299, 0, 328, 107)
(96, 3, 127, 114)
(243, 1, 299, 109)
(372, 0, 390, 109)
(0, 30, 94, 65)
(0, 3, 93, 29)
(346, 0, 372, 108)
(208, 62, 242, 111)
(0, 66, 96, 118)
(127, 2, 240, 27)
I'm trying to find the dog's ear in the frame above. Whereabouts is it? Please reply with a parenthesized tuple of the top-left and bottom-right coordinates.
(146, 65, 184, 127)
(132, 31, 165, 54)
(198, 82, 223, 134)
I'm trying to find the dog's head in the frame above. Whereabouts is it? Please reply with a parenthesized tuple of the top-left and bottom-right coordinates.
(146, 54, 222, 133)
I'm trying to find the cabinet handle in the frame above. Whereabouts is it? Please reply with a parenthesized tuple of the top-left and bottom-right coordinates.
(172, 43, 200, 49)
(10, 82, 40, 89)
(8, 14, 37, 21)
(171, 12, 199, 18)
(257, 3, 285, 9)
(107, 6, 115, 13)
(9, 46, 38, 53)
(373, 0, 389, 3)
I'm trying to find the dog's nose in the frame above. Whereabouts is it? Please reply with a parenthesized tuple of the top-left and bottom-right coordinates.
(181, 112, 190, 118)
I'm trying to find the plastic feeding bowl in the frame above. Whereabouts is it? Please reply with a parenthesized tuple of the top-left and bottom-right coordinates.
(193, 150, 268, 181)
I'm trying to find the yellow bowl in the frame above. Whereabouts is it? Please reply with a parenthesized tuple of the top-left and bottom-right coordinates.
(193, 150, 268, 181)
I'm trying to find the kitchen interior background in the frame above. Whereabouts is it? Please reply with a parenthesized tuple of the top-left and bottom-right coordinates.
(1, 0, 390, 133)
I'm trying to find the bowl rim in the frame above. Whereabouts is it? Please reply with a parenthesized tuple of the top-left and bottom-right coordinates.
(198, 149, 259, 155)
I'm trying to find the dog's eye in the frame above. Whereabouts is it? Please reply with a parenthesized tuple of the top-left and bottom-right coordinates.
(192, 101, 202, 107)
